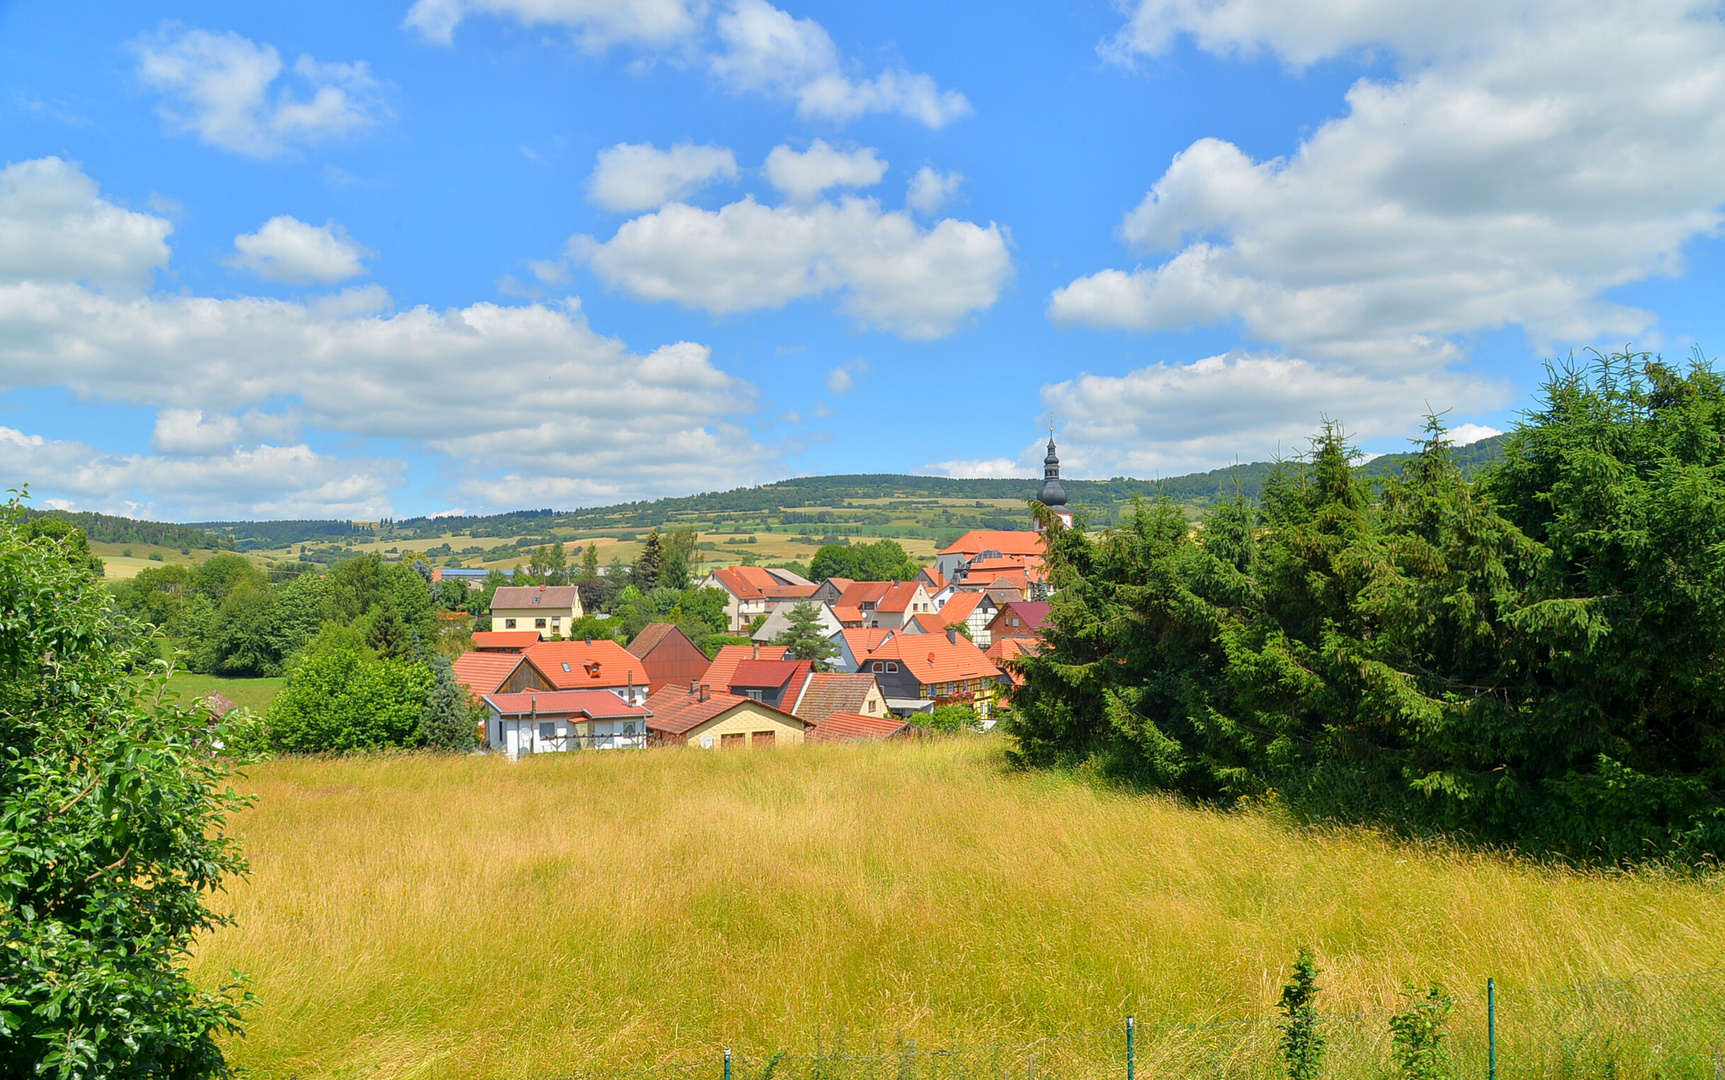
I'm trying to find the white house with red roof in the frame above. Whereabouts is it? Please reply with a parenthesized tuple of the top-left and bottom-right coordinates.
(697, 565, 818, 632)
(482, 689, 653, 758)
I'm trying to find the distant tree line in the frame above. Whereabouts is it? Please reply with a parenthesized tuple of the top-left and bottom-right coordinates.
(1010, 353, 1725, 864)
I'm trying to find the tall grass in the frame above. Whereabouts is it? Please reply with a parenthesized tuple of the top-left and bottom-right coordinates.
(193, 738, 1725, 1080)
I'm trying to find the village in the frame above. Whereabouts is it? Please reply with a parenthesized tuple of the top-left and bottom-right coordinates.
(447, 436, 1073, 756)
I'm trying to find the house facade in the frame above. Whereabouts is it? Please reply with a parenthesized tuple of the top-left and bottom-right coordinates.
(644, 684, 811, 747)
(489, 584, 584, 638)
(858, 628, 1008, 718)
(698, 566, 819, 632)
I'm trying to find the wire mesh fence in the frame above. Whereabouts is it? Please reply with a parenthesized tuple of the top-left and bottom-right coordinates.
(551, 967, 1725, 1080)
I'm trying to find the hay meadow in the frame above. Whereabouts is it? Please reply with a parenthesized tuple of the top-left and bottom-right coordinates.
(195, 738, 1725, 1080)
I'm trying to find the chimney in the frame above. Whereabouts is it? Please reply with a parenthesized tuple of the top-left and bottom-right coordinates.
(698, 683, 710, 702)
(585, 635, 592, 646)
(946, 626, 958, 644)
(752, 643, 759, 660)
(689, 678, 698, 695)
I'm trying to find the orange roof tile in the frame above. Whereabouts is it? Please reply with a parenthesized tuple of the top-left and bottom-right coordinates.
(471, 630, 543, 651)
(934, 591, 984, 626)
(810, 712, 914, 742)
(868, 635, 1002, 685)
(937, 530, 1047, 558)
(709, 566, 818, 601)
(875, 581, 927, 614)
(728, 658, 813, 693)
(835, 580, 893, 607)
(452, 652, 526, 695)
(839, 628, 896, 660)
(525, 639, 647, 690)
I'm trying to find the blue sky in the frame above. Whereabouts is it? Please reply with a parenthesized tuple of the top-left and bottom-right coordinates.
(1, 0, 1722, 520)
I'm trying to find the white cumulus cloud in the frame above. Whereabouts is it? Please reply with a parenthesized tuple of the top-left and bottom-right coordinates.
(0, 158, 172, 293)
(0, 426, 403, 520)
(710, 0, 970, 127)
(581, 195, 1011, 339)
(403, 0, 707, 50)
(764, 141, 887, 204)
(132, 25, 388, 159)
(227, 216, 372, 284)
(906, 167, 963, 215)
(1040, 351, 1511, 478)
(1055, 0, 1725, 367)
(588, 141, 739, 212)
(920, 457, 1024, 479)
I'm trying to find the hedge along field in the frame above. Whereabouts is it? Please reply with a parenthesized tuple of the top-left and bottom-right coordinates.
(193, 739, 1725, 1080)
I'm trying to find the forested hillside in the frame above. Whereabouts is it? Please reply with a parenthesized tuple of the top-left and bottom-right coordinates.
(172, 435, 1508, 550)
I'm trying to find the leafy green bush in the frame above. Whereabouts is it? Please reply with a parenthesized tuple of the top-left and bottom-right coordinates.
(1279, 948, 1324, 1080)
(1389, 985, 1454, 1080)
(266, 637, 434, 752)
(920, 703, 982, 733)
(0, 497, 252, 1075)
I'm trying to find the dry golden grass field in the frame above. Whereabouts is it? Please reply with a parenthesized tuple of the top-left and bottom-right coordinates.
(195, 738, 1725, 1080)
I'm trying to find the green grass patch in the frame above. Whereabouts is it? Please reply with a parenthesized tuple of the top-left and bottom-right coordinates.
(165, 672, 284, 714)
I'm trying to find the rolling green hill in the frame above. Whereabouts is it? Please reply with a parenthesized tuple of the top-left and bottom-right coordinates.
(181, 434, 1508, 551)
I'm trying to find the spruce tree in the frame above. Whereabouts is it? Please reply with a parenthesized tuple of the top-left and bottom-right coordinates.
(772, 600, 839, 668)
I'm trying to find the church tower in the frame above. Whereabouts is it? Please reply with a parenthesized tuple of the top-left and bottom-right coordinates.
(1036, 431, 1073, 531)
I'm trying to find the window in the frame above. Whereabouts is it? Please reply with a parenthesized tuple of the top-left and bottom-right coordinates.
(752, 730, 775, 747)
(871, 662, 883, 673)
(745, 689, 763, 701)
(561, 662, 571, 672)
(535, 618, 547, 629)
(886, 662, 899, 673)
(539, 722, 556, 740)
(504, 618, 517, 629)
(551, 617, 561, 627)
(624, 722, 636, 735)
(721, 732, 745, 749)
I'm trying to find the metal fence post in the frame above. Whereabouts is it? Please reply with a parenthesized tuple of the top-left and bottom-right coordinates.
(724, 1047, 732, 1080)
(1126, 1016, 1135, 1080)
(1487, 978, 1497, 1080)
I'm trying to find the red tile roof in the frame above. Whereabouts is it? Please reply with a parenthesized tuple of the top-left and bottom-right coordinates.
(868, 634, 1002, 685)
(933, 591, 984, 626)
(810, 712, 914, 742)
(526, 639, 646, 690)
(832, 605, 866, 625)
(482, 690, 650, 719)
(452, 652, 526, 695)
(708, 566, 818, 601)
(875, 581, 927, 614)
(985, 637, 1041, 686)
(701, 644, 786, 690)
(937, 530, 1047, 558)
(643, 684, 808, 737)
(471, 630, 542, 651)
(792, 672, 882, 723)
(916, 567, 947, 590)
(835, 581, 893, 607)
(728, 658, 813, 692)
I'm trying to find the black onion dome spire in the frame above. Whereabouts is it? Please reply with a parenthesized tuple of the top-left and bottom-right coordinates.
(1037, 432, 1067, 508)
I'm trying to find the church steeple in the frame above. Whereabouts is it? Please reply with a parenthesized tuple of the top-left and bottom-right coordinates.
(1036, 429, 1073, 531)
(1037, 430, 1067, 508)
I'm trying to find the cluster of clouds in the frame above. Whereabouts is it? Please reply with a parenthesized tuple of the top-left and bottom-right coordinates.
(572, 139, 1002, 339)
(132, 25, 389, 159)
(404, 0, 970, 127)
(0, 157, 775, 518)
(1035, 0, 1725, 478)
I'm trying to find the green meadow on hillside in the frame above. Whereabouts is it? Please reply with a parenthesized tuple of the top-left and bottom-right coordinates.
(164, 672, 285, 714)
(196, 736, 1725, 1080)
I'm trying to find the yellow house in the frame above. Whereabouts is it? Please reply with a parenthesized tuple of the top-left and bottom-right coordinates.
(489, 584, 584, 638)
(644, 684, 810, 748)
